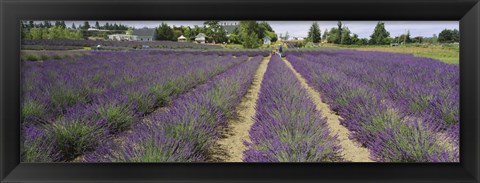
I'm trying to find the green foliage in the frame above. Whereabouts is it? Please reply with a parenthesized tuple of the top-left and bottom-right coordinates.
(149, 79, 182, 105)
(204, 21, 228, 43)
(265, 31, 278, 43)
(438, 29, 460, 43)
(21, 54, 40, 61)
(307, 22, 322, 43)
(326, 28, 339, 43)
(53, 119, 101, 160)
(304, 42, 317, 48)
(96, 103, 134, 132)
(127, 91, 156, 114)
(398, 30, 412, 44)
(24, 26, 84, 40)
(126, 28, 133, 35)
(21, 101, 45, 121)
(228, 34, 241, 44)
(81, 21, 91, 30)
(182, 26, 192, 41)
(173, 28, 183, 41)
(340, 27, 353, 45)
(259, 21, 274, 32)
(369, 21, 391, 45)
(124, 140, 184, 162)
(22, 129, 56, 162)
(239, 21, 263, 48)
(54, 21, 66, 28)
(322, 29, 328, 41)
(156, 22, 175, 41)
(335, 21, 343, 44)
(95, 21, 100, 29)
(49, 87, 87, 110)
(241, 31, 262, 48)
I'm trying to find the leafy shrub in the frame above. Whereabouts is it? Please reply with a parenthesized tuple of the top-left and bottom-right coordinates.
(52, 119, 102, 160)
(21, 100, 45, 121)
(21, 54, 40, 61)
(96, 103, 134, 132)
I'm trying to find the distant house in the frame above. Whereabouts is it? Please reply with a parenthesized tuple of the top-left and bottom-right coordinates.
(263, 36, 271, 45)
(108, 34, 137, 41)
(177, 35, 187, 42)
(132, 28, 156, 41)
(195, 33, 206, 44)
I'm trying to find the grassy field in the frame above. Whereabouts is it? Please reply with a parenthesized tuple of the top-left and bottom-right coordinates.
(325, 44, 459, 64)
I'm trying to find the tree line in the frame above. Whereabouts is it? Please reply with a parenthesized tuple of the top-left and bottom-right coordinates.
(155, 21, 277, 48)
(21, 21, 83, 40)
(21, 21, 132, 40)
(305, 21, 460, 45)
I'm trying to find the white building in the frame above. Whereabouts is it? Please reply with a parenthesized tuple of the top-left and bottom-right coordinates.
(108, 34, 137, 41)
(195, 33, 206, 44)
(263, 36, 271, 45)
(132, 28, 156, 41)
(177, 35, 187, 42)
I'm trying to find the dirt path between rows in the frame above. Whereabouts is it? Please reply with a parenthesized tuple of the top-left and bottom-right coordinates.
(283, 58, 373, 162)
(209, 56, 270, 162)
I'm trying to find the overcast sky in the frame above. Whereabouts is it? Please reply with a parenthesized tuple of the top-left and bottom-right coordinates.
(63, 21, 458, 38)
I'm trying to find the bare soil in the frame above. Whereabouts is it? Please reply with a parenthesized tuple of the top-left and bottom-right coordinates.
(283, 58, 373, 162)
(209, 56, 270, 162)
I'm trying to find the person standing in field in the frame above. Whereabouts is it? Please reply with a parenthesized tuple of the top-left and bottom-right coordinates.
(278, 45, 283, 58)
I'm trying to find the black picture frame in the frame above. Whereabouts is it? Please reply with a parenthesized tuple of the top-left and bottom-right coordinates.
(1, 0, 479, 182)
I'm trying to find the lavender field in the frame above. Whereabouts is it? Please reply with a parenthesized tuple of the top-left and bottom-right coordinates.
(21, 49, 459, 163)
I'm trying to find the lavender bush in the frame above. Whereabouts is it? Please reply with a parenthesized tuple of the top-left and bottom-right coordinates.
(244, 56, 341, 162)
(84, 56, 263, 162)
(287, 50, 459, 162)
(21, 51, 251, 162)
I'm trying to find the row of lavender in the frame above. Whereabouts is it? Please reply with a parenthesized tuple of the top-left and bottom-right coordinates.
(84, 56, 264, 162)
(22, 51, 250, 162)
(23, 39, 222, 50)
(244, 56, 341, 162)
(287, 51, 459, 162)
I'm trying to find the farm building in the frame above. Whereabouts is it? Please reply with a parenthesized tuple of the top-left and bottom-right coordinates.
(263, 36, 271, 45)
(195, 33, 206, 44)
(132, 28, 156, 41)
(108, 34, 137, 41)
(177, 35, 187, 42)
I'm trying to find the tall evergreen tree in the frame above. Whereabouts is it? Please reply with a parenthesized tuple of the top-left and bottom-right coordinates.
(238, 21, 262, 48)
(259, 21, 273, 32)
(334, 21, 343, 44)
(369, 21, 390, 45)
(71, 23, 77, 30)
(156, 22, 175, 40)
(82, 21, 91, 30)
(95, 21, 100, 29)
(340, 27, 353, 45)
(43, 21, 52, 28)
(28, 21, 35, 29)
(307, 22, 322, 43)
